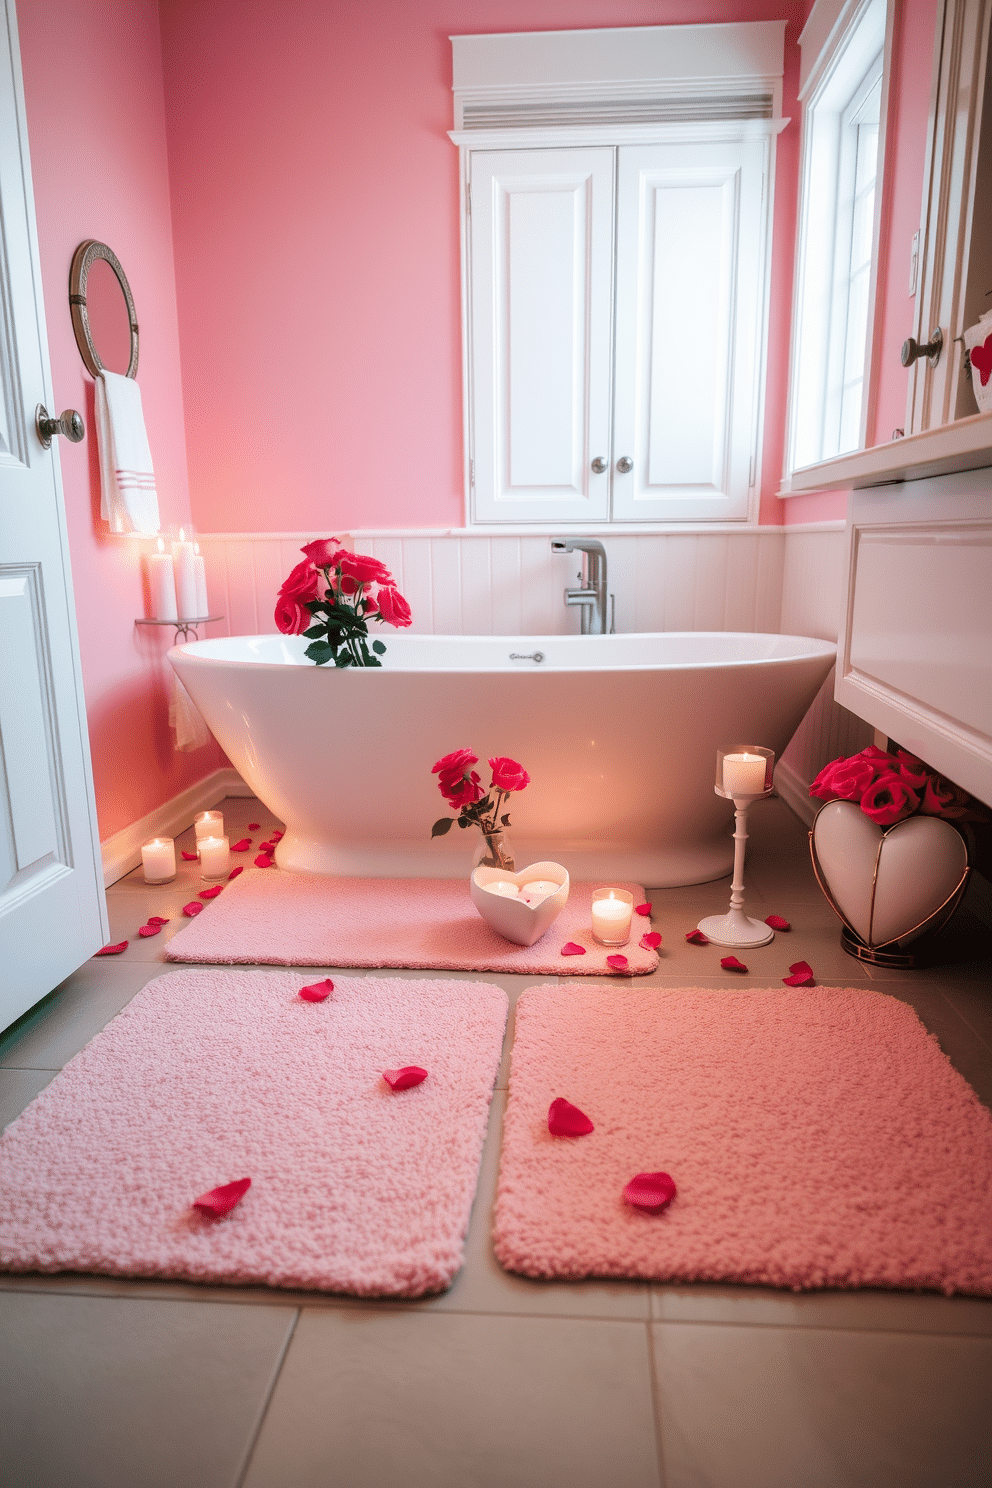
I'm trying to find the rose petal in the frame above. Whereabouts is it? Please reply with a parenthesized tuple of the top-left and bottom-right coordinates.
(639, 931, 662, 949)
(146, 915, 169, 925)
(231, 839, 252, 852)
(560, 942, 586, 956)
(192, 1177, 251, 1217)
(228, 865, 244, 880)
(199, 886, 223, 899)
(138, 923, 161, 937)
(623, 1171, 677, 1213)
(270, 831, 284, 841)
(783, 960, 815, 987)
(182, 901, 204, 917)
(720, 956, 748, 972)
(259, 842, 276, 853)
(606, 954, 629, 972)
(299, 978, 333, 1002)
(765, 914, 791, 931)
(181, 850, 199, 861)
(254, 854, 274, 868)
(382, 1066, 428, 1090)
(635, 902, 652, 916)
(548, 1097, 594, 1136)
(95, 941, 128, 955)
(685, 929, 709, 945)
(248, 823, 261, 830)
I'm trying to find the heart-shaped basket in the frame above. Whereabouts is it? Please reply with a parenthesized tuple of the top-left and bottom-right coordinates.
(810, 801, 970, 966)
(470, 861, 569, 946)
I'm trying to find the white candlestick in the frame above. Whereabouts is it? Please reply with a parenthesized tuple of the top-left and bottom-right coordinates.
(591, 889, 633, 946)
(141, 836, 176, 883)
(722, 753, 767, 797)
(199, 835, 230, 879)
(194, 810, 224, 842)
(148, 542, 178, 621)
(172, 532, 198, 620)
(193, 552, 208, 618)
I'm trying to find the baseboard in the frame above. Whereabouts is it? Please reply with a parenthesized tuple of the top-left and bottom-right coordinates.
(100, 768, 250, 887)
(774, 757, 816, 827)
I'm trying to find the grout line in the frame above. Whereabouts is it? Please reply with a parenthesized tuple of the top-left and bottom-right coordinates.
(233, 1306, 301, 1488)
(938, 990, 992, 1057)
(645, 1314, 669, 1488)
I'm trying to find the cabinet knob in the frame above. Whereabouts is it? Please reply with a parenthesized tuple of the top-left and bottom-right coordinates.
(616, 456, 633, 474)
(36, 403, 85, 449)
(590, 456, 608, 474)
(901, 328, 943, 368)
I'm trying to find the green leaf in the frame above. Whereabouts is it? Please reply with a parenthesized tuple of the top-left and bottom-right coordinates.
(501, 814, 510, 826)
(431, 817, 454, 837)
(457, 815, 468, 827)
(371, 639, 386, 655)
(304, 641, 334, 664)
(302, 624, 326, 639)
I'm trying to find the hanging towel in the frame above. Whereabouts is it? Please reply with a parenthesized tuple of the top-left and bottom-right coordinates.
(169, 672, 211, 752)
(95, 370, 161, 534)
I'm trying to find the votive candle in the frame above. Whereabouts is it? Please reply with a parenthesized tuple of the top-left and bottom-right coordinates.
(521, 880, 560, 903)
(591, 888, 633, 946)
(141, 836, 176, 883)
(194, 810, 224, 843)
(199, 835, 230, 879)
(722, 752, 767, 797)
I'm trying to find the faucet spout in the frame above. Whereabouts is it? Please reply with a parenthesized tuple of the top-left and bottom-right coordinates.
(551, 538, 610, 635)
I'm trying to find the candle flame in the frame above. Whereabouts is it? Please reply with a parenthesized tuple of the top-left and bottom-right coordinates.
(178, 527, 186, 541)
(156, 536, 165, 553)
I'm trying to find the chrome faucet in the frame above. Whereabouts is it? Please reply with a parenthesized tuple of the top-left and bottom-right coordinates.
(551, 538, 612, 635)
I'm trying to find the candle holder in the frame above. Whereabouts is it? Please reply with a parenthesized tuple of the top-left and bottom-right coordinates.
(591, 887, 634, 946)
(198, 835, 230, 879)
(194, 810, 224, 844)
(141, 836, 176, 884)
(697, 746, 775, 948)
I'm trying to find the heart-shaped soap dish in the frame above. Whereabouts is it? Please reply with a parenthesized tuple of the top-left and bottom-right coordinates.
(470, 861, 569, 946)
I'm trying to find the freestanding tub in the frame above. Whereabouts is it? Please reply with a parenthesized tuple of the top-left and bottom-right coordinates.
(170, 632, 836, 885)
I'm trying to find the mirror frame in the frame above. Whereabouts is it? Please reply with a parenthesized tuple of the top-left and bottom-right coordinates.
(69, 239, 139, 379)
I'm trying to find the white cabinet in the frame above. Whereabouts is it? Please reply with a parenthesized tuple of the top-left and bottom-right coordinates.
(464, 133, 775, 524)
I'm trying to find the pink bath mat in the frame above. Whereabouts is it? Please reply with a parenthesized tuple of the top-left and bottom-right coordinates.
(164, 871, 660, 976)
(0, 971, 507, 1296)
(494, 984, 992, 1295)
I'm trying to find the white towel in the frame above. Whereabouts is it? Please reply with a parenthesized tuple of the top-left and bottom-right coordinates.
(95, 370, 161, 534)
(169, 672, 211, 752)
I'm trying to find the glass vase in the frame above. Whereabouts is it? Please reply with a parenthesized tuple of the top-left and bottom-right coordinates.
(472, 831, 515, 873)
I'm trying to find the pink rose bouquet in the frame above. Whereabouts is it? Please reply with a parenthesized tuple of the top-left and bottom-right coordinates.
(274, 538, 412, 667)
(430, 749, 530, 842)
(810, 745, 987, 827)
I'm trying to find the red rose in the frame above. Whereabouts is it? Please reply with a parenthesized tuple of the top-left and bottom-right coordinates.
(363, 590, 379, 614)
(377, 585, 412, 627)
(274, 594, 312, 635)
(810, 754, 879, 802)
(278, 559, 319, 604)
(440, 771, 485, 808)
(300, 538, 343, 567)
(919, 774, 972, 819)
(433, 748, 478, 778)
(860, 771, 920, 825)
(488, 756, 529, 792)
(337, 551, 394, 585)
(338, 573, 359, 596)
(895, 750, 931, 790)
(860, 745, 898, 764)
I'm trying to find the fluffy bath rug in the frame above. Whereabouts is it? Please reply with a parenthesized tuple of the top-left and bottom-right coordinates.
(164, 871, 660, 976)
(0, 971, 507, 1296)
(494, 984, 992, 1295)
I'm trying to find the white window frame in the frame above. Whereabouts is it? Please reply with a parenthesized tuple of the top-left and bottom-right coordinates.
(782, 0, 894, 486)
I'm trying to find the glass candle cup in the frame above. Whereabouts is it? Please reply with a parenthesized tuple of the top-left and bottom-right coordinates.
(194, 810, 224, 843)
(591, 887, 634, 946)
(141, 837, 176, 884)
(198, 835, 230, 879)
(716, 746, 775, 799)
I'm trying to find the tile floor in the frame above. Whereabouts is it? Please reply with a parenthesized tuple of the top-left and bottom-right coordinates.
(1, 796, 990, 1488)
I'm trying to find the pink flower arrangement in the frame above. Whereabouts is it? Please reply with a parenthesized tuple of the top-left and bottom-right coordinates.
(810, 745, 985, 827)
(430, 749, 530, 842)
(274, 537, 412, 667)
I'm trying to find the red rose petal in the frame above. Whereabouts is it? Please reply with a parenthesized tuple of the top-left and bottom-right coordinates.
(254, 854, 274, 868)
(606, 954, 629, 972)
(95, 941, 128, 956)
(299, 978, 334, 1002)
(182, 901, 204, 917)
(259, 842, 276, 853)
(639, 931, 662, 949)
(382, 1066, 428, 1091)
(199, 886, 223, 899)
(192, 1177, 251, 1217)
(231, 838, 252, 852)
(765, 914, 791, 931)
(138, 923, 161, 937)
(560, 942, 587, 956)
(181, 850, 199, 861)
(146, 915, 169, 925)
(783, 960, 815, 987)
(548, 1097, 594, 1136)
(248, 822, 261, 831)
(624, 1171, 677, 1213)
(228, 865, 244, 880)
(635, 902, 652, 916)
(270, 831, 284, 841)
(721, 955, 748, 972)
(685, 929, 709, 945)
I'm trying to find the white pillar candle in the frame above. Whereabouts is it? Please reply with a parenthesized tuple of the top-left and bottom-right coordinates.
(199, 834, 230, 878)
(141, 837, 176, 883)
(591, 888, 633, 946)
(172, 529, 199, 620)
(723, 752, 767, 797)
(193, 548, 208, 618)
(148, 538, 178, 621)
(194, 810, 224, 843)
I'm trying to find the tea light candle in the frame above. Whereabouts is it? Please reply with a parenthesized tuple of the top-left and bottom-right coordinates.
(722, 752, 767, 797)
(483, 880, 520, 898)
(172, 528, 199, 620)
(199, 834, 230, 879)
(148, 538, 178, 621)
(194, 810, 224, 843)
(591, 888, 633, 946)
(141, 836, 176, 883)
(521, 880, 560, 903)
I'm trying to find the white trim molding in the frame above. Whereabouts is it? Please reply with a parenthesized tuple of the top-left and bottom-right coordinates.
(100, 767, 250, 887)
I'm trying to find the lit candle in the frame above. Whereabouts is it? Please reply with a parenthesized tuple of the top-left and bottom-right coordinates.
(591, 888, 633, 946)
(194, 810, 224, 843)
(148, 537, 178, 622)
(141, 836, 176, 883)
(483, 880, 520, 898)
(722, 752, 767, 797)
(172, 527, 198, 620)
(199, 835, 230, 879)
(193, 544, 208, 619)
(520, 880, 560, 903)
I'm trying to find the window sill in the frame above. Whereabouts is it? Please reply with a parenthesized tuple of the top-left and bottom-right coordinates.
(782, 409, 992, 493)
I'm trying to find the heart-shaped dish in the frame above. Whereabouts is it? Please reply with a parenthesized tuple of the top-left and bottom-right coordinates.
(470, 861, 569, 946)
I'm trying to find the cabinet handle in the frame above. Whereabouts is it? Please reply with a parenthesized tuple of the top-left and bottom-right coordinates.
(616, 456, 633, 474)
(901, 328, 943, 368)
(590, 456, 608, 474)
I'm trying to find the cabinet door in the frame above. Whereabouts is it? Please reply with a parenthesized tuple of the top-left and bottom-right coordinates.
(467, 148, 614, 523)
(612, 140, 769, 522)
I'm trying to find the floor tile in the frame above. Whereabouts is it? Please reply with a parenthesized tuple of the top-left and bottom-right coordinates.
(0, 1068, 56, 1129)
(0, 960, 160, 1070)
(942, 981, 992, 1051)
(242, 1309, 661, 1488)
(0, 1290, 296, 1488)
(650, 1283, 992, 1336)
(651, 1320, 992, 1488)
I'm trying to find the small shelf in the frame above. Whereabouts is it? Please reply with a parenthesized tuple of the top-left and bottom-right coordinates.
(785, 409, 992, 493)
(136, 616, 223, 643)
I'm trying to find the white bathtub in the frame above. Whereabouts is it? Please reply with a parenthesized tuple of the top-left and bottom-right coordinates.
(170, 632, 836, 885)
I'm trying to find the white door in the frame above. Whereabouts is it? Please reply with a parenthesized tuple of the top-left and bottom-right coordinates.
(468, 147, 615, 523)
(612, 140, 768, 522)
(0, 0, 108, 1030)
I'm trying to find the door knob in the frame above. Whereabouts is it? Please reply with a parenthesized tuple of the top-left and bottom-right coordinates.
(616, 456, 633, 474)
(36, 404, 85, 449)
(901, 328, 943, 368)
(590, 456, 608, 474)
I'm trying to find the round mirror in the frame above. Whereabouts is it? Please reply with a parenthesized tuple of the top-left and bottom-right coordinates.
(69, 240, 139, 379)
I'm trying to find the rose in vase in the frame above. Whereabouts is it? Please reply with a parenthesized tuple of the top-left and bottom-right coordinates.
(274, 539, 412, 667)
(430, 750, 530, 863)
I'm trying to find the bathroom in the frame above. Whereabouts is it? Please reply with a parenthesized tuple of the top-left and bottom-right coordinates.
(0, 0, 990, 1483)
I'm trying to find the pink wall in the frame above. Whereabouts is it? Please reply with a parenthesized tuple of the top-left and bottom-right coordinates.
(18, 0, 224, 841)
(159, 0, 805, 534)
